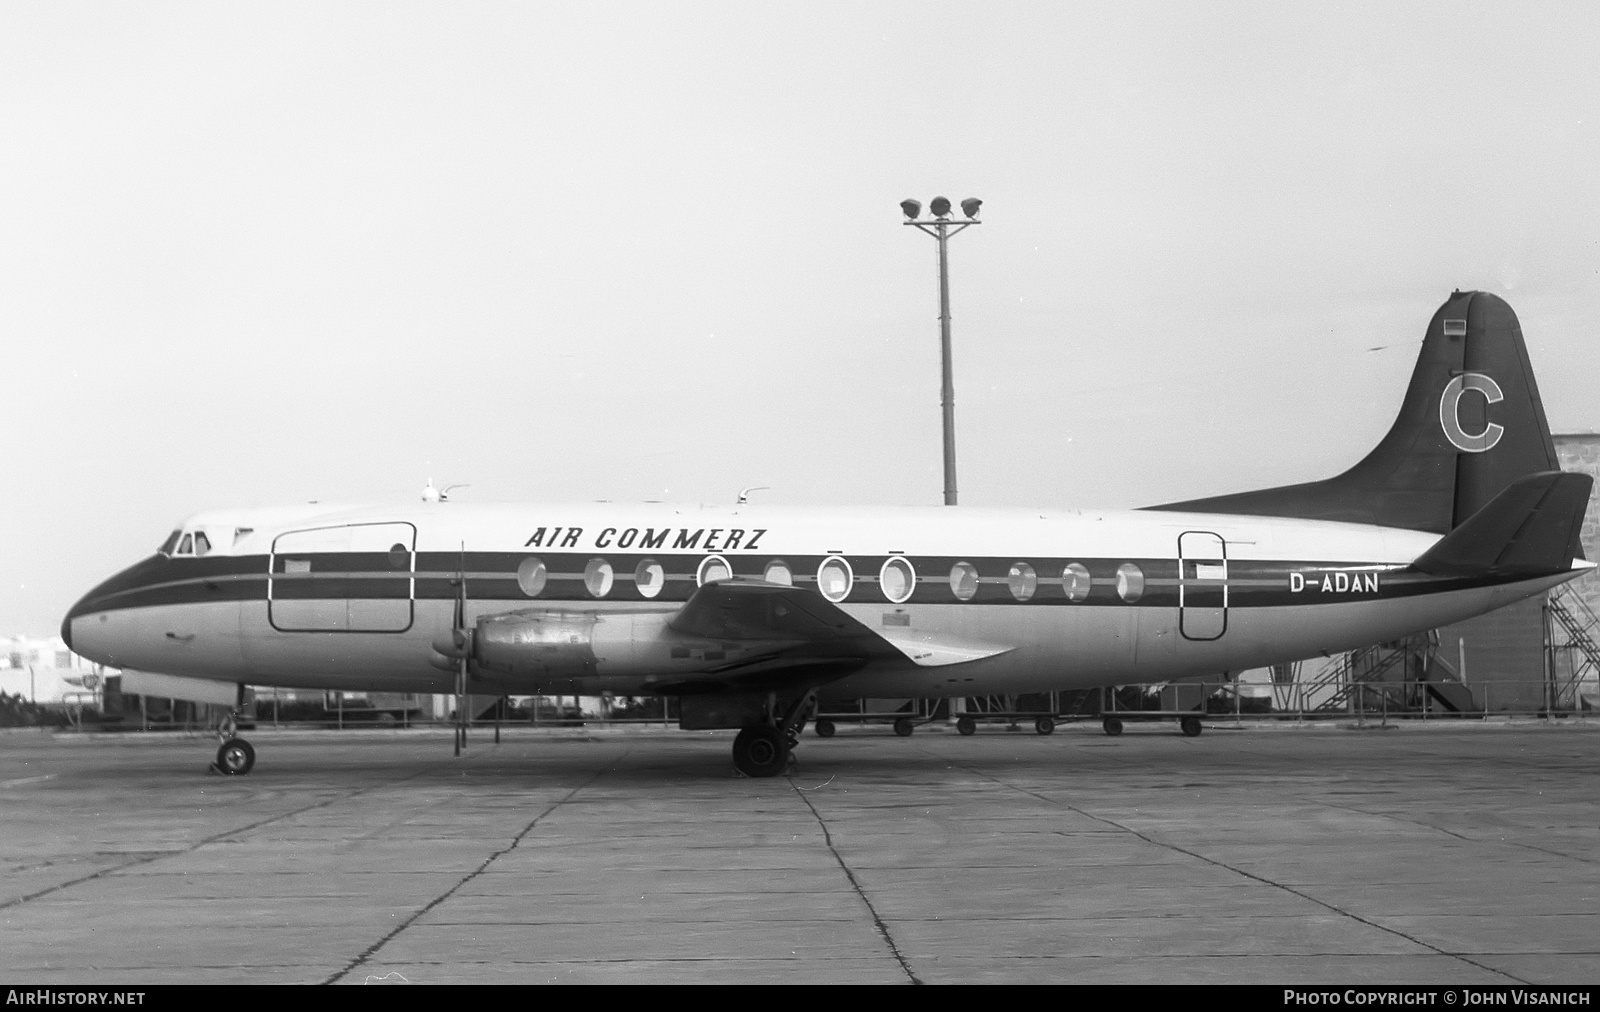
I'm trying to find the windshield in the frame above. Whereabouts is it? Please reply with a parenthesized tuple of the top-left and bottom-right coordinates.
(157, 530, 181, 555)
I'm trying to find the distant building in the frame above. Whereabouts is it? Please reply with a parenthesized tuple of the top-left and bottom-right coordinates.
(1425, 434, 1600, 708)
(0, 635, 106, 704)
(1554, 433, 1600, 611)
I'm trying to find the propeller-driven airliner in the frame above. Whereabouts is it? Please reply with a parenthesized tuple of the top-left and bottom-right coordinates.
(63, 290, 1592, 777)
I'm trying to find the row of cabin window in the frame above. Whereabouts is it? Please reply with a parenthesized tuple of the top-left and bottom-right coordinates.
(514, 556, 1148, 604)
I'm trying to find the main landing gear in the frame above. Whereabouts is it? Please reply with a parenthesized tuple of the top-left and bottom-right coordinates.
(732, 691, 814, 778)
(732, 725, 790, 778)
(209, 713, 256, 775)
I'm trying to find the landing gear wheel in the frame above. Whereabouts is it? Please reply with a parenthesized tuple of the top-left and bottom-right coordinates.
(213, 738, 255, 775)
(1102, 717, 1123, 737)
(956, 715, 977, 736)
(732, 725, 790, 778)
(814, 719, 836, 738)
(1035, 716, 1055, 736)
(1180, 716, 1203, 737)
(893, 717, 915, 737)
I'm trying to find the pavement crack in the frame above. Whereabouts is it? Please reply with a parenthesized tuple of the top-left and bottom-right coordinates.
(1311, 796, 1599, 866)
(955, 762, 1533, 986)
(791, 779, 922, 985)
(0, 773, 428, 914)
(323, 754, 625, 984)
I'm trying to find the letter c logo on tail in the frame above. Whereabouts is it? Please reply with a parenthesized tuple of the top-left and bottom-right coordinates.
(1439, 373, 1505, 452)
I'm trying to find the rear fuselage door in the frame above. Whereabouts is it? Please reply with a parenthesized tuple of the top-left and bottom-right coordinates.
(269, 523, 416, 633)
(1178, 530, 1227, 641)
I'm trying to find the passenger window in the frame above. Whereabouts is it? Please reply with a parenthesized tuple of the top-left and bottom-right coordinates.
(192, 532, 211, 557)
(817, 556, 853, 602)
(635, 559, 665, 599)
(1116, 563, 1145, 603)
(1063, 563, 1091, 602)
(762, 560, 793, 586)
(697, 555, 732, 586)
(880, 557, 915, 604)
(584, 559, 614, 598)
(516, 557, 547, 597)
(949, 561, 979, 601)
(1007, 562, 1037, 601)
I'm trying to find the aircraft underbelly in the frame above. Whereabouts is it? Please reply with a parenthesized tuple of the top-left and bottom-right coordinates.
(187, 570, 1577, 698)
(829, 572, 1575, 696)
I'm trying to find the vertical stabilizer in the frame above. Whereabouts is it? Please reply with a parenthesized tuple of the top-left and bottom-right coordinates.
(1148, 291, 1562, 534)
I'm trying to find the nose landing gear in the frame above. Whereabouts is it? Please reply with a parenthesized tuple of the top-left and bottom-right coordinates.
(209, 713, 256, 775)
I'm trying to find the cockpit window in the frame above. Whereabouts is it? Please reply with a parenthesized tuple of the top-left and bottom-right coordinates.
(158, 530, 181, 555)
(192, 532, 211, 557)
(177, 533, 194, 555)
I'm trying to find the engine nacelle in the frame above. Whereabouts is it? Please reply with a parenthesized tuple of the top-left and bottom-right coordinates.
(475, 610, 605, 679)
(467, 605, 780, 685)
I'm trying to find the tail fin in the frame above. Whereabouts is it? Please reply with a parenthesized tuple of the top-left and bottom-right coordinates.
(1148, 290, 1562, 534)
(1411, 471, 1591, 577)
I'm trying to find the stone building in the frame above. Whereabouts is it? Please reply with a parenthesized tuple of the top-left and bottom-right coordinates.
(1424, 434, 1600, 710)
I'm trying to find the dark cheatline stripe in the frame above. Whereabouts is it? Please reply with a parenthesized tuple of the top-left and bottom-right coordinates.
(67, 549, 1536, 619)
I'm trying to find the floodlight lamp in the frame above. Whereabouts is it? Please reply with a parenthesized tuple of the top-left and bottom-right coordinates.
(899, 198, 922, 220)
(960, 197, 982, 219)
(929, 196, 952, 218)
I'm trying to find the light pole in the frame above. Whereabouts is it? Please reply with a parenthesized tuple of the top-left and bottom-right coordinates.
(901, 196, 982, 506)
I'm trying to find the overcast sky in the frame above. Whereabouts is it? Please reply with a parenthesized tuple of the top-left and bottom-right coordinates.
(5, 1, 1599, 634)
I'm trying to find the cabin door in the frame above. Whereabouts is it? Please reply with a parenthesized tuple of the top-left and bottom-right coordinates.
(1178, 531, 1227, 641)
(269, 522, 416, 633)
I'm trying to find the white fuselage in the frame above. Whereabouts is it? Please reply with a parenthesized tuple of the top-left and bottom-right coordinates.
(65, 500, 1581, 698)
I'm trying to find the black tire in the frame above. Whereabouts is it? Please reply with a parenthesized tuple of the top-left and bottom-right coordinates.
(893, 717, 914, 737)
(1180, 716, 1203, 737)
(956, 715, 977, 736)
(1102, 717, 1123, 737)
(215, 738, 255, 775)
(814, 719, 836, 738)
(732, 725, 790, 777)
(1035, 716, 1055, 736)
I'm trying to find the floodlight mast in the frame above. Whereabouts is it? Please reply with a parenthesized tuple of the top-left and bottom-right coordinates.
(901, 196, 982, 506)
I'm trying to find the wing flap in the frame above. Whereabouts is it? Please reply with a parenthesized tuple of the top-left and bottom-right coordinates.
(876, 628, 1015, 667)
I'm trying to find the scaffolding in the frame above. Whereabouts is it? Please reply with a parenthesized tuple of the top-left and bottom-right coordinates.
(1545, 584, 1600, 711)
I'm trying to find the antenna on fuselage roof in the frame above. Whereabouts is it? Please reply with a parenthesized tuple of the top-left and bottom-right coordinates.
(422, 479, 471, 503)
(737, 486, 770, 505)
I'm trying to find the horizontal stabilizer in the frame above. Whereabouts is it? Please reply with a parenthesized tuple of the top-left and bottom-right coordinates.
(1411, 471, 1592, 578)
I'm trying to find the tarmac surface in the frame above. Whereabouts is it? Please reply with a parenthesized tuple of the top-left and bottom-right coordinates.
(0, 718, 1596, 985)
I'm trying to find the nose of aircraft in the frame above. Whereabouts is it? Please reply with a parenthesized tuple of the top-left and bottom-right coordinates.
(61, 554, 171, 664)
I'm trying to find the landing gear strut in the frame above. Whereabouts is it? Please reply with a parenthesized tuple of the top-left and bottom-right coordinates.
(732, 690, 814, 778)
(210, 713, 255, 775)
